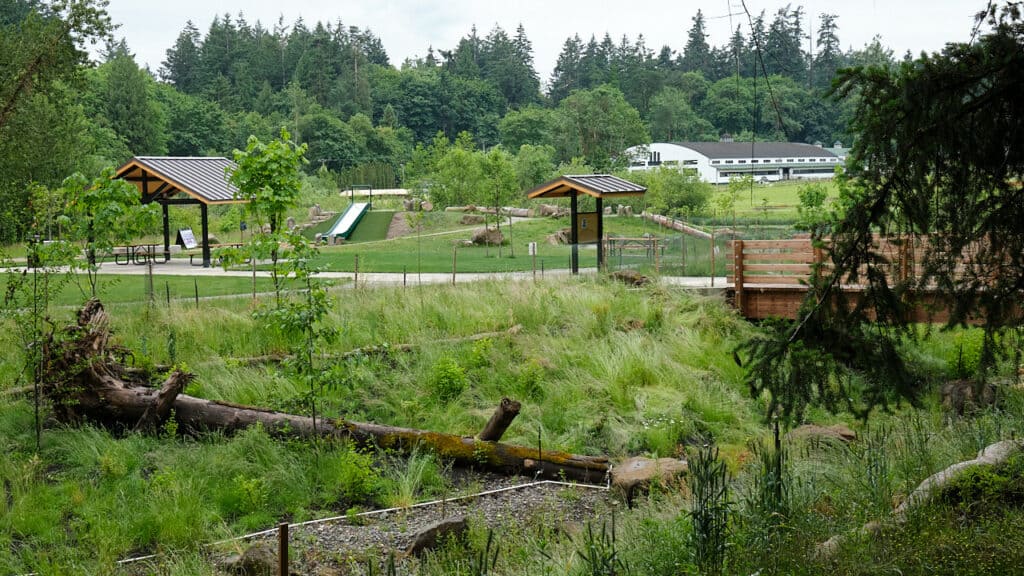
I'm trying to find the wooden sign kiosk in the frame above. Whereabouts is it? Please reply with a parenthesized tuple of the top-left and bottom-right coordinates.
(115, 157, 248, 267)
(527, 174, 646, 274)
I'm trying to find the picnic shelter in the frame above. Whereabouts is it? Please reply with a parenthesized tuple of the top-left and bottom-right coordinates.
(114, 156, 247, 267)
(527, 174, 647, 273)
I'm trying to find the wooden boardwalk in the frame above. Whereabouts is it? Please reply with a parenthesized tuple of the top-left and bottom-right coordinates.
(726, 236, 979, 322)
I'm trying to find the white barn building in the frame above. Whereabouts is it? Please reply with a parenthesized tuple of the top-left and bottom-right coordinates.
(626, 142, 843, 184)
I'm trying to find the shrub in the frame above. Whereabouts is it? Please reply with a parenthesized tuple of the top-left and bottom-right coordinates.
(430, 355, 468, 401)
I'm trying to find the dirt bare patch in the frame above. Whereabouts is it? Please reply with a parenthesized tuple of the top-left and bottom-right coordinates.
(386, 212, 414, 239)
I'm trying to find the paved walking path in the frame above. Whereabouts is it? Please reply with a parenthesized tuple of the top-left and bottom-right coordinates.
(5, 257, 728, 289)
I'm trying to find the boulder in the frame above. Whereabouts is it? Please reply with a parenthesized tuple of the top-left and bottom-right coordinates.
(460, 214, 487, 225)
(285, 216, 296, 230)
(471, 227, 504, 246)
(787, 423, 857, 443)
(206, 234, 221, 245)
(405, 516, 468, 557)
(612, 457, 688, 506)
(538, 204, 563, 217)
(308, 204, 322, 219)
(604, 206, 613, 215)
(941, 379, 996, 415)
(223, 541, 277, 575)
(610, 270, 649, 287)
(547, 228, 571, 245)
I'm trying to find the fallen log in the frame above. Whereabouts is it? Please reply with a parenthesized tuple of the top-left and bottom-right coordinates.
(815, 438, 1024, 559)
(641, 212, 713, 240)
(42, 300, 608, 482)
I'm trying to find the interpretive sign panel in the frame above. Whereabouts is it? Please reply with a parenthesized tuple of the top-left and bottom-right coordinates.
(177, 228, 198, 249)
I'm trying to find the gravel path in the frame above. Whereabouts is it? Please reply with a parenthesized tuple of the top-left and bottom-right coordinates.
(226, 476, 613, 574)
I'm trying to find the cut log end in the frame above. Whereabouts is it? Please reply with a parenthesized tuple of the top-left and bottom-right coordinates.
(478, 397, 521, 442)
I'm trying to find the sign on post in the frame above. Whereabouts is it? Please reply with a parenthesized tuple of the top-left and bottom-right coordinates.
(574, 212, 599, 244)
(176, 228, 198, 249)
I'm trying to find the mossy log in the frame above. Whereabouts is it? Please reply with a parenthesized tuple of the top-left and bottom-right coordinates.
(42, 299, 608, 482)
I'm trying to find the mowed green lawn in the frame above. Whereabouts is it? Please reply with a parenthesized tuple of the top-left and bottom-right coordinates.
(709, 179, 838, 220)
(310, 215, 675, 273)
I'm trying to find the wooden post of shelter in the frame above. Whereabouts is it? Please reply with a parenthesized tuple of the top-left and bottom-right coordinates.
(570, 191, 579, 274)
(596, 196, 604, 270)
(200, 203, 211, 267)
(161, 203, 170, 262)
(525, 175, 646, 276)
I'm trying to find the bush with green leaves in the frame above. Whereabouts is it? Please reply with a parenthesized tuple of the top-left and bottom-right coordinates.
(429, 355, 468, 401)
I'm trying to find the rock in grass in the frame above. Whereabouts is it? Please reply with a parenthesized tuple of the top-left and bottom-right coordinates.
(223, 541, 277, 575)
(610, 270, 649, 286)
(612, 457, 688, 505)
(471, 228, 504, 246)
(787, 423, 857, 443)
(404, 515, 468, 557)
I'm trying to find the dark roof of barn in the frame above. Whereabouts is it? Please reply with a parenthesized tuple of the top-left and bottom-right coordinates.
(527, 174, 646, 199)
(114, 156, 244, 205)
(669, 142, 838, 160)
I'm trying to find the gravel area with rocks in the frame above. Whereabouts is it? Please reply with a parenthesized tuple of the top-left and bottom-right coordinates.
(228, 473, 614, 574)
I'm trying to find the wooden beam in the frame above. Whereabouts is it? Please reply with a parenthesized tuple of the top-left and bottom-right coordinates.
(733, 240, 745, 316)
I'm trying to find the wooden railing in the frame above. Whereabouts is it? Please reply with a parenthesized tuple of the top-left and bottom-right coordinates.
(727, 235, 941, 319)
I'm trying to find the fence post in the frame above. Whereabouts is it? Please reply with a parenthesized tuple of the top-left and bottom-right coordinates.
(452, 247, 457, 285)
(354, 254, 359, 289)
(278, 522, 289, 576)
(710, 230, 716, 287)
(654, 238, 660, 274)
(813, 241, 824, 284)
(681, 234, 686, 276)
(194, 278, 199, 307)
(733, 239, 745, 316)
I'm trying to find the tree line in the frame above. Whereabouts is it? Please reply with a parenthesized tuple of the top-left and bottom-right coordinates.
(1, 1, 899, 244)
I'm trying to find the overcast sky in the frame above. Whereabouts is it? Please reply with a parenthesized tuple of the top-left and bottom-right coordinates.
(101, 0, 988, 82)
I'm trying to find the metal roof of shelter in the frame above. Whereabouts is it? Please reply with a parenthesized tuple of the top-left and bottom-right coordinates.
(668, 142, 838, 160)
(527, 174, 646, 199)
(114, 156, 245, 205)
